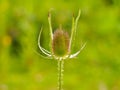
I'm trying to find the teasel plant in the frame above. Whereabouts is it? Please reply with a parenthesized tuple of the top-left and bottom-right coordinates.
(37, 9, 86, 90)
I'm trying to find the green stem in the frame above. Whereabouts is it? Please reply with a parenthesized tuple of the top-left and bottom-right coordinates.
(58, 59, 64, 90)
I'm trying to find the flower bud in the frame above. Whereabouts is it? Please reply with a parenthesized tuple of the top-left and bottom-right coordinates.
(52, 29, 70, 58)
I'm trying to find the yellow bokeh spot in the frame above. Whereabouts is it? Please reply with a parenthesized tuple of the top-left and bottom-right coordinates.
(2, 35, 12, 47)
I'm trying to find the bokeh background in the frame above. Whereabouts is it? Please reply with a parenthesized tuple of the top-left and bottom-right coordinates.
(0, 0, 120, 90)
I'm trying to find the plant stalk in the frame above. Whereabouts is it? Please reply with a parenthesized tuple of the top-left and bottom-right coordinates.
(58, 59, 64, 90)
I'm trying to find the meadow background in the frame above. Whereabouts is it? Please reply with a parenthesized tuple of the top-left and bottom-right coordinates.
(0, 0, 120, 90)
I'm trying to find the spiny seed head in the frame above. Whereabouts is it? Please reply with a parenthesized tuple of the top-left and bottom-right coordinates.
(52, 29, 70, 59)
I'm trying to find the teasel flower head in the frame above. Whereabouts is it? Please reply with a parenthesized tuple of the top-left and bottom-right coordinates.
(37, 9, 86, 60)
(36, 9, 87, 90)
(52, 28, 70, 59)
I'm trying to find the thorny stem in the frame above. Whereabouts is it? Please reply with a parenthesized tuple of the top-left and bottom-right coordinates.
(58, 59, 64, 90)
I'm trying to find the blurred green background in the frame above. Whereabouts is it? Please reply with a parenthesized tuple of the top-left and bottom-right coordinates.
(0, 0, 120, 90)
